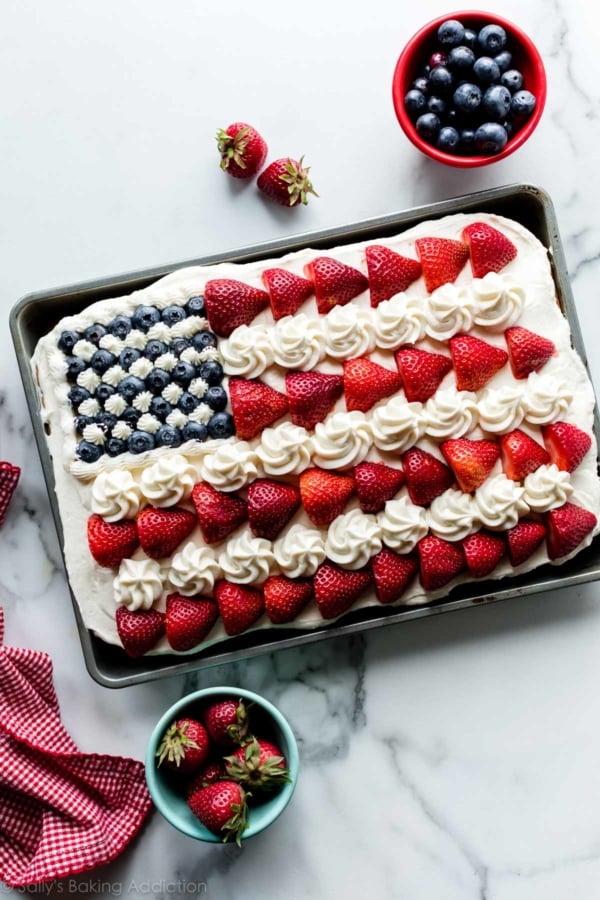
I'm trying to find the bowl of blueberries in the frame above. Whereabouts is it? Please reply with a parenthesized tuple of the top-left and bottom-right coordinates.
(392, 11, 546, 166)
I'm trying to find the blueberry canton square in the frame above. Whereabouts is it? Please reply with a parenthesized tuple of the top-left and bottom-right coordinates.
(58, 296, 235, 463)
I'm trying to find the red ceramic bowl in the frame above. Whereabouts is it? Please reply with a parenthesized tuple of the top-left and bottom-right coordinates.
(392, 11, 547, 167)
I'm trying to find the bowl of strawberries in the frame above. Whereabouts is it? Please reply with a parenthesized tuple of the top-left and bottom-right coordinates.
(145, 687, 299, 845)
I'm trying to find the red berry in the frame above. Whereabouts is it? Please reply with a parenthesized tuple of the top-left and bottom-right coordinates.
(462, 530, 506, 578)
(415, 236, 469, 293)
(506, 519, 546, 567)
(156, 717, 210, 774)
(263, 574, 314, 624)
(441, 437, 500, 493)
(216, 122, 268, 179)
(450, 333, 508, 391)
(299, 467, 355, 527)
(395, 346, 452, 402)
(545, 502, 597, 561)
(87, 514, 139, 568)
(228, 377, 288, 440)
(354, 461, 405, 514)
(257, 156, 318, 207)
(116, 606, 165, 658)
(371, 548, 418, 603)
(462, 221, 517, 277)
(188, 780, 249, 845)
(343, 357, 402, 413)
(204, 279, 270, 338)
(225, 737, 289, 792)
(402, 447, 454, 506)
(542, 421, 592, 473)
(192, 482, 247, 544)
(214, 581, 264, 636)
(365, 245, 421, 307)
(165, 594, 219, 651)
(304, 256, 368, 315)
(136, 506, 196, 559)
(505, 326, 555, 379)
(418, 535, 466, 591)
(314, 562, 372, 619)
(247, 479, 301, 540)
(261, 267, 314, 319)
(286, 371, 344, 430)
(499, 429, 550, 481)
(203, 698, 250, 748)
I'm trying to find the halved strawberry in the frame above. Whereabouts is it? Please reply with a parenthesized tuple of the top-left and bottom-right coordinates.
(542, 421, 592, 473)
(343, 357, 402, 413)
(395, 346, 452, 402)
(247, 479, 301, 540)
(499, 429, 550, 481)
(285, 371, 344, 430)
(263, 574, 314, 624)
(165, 594, 219, 651)
(299, 467, 355, 527)
(304, 257, 368, 314)
(415, 236, 469, 293)
(402, 447, 454, 506)
(505, 326, 555, 379)
(136, 507, 196, 559)
(354, 461, 405, 514)
(204, 279, 270, 337)
(314, 562, 372, 619)
(418, 535, 466, 590)
(440, 438, 500, 493)
(450, 333, 508, 391)
(371, 548, 418, 603)
(229, 377, 288, 440)
(116, 606, 165, 658)
(462, 221, 517, 277)
(214, 581, 265, 635)
(87, 514, 139, 568)
(365, 245, 422, 307)
(506, 519, 546, 567)
(192, 482, 247, 544)
(0, 461, 20, 528)
(462, 530, 505, 578)
(261, 268, 314, 320)
(546, 502, 597, 560)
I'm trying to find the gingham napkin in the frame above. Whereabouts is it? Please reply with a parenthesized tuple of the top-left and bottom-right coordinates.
(0, 607, 152, 888)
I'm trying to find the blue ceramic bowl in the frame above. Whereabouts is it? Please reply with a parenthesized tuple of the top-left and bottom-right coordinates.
(145, 686, 299, 842)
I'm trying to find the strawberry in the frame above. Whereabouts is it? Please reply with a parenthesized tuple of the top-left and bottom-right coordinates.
(136, 506, 196, 559)
(418, 535, 466, 590)
(450, 333, 508, 391)
(257, 156, 318, 207)
(165, 594, 219, 651)
(87, 514, 139, 568)
(415, 236, 469, 293)
(263, 574, 314, 624)
(499, 429, 550, 481)
(371, 548, 418, 603)
(188, 780, 249, 846)
(186, 761, 227, 796)
(462, 221, 517, 277)
(115, 606, 165, 658)
(299, 467, 355, 527)
(225, 737, 289, 792)
(314, 561, 372, 619)
(286, 371, 344, 429)
(247, 478, 301, 540)
(214, 581, 264, 636)
(395, 346, 452, 402)
(542, 421, 592, 473)
(191, 482, 247, 544)
(365, 244, 422, 307)
(440, 437, 500, 493)
(505, 326, 555, 380)
(402, 447, 454, 506)
(354, 461, 405, 514)
(343, 357, 402, 413)
(261, 267, 314, 320)
(545, 502, 597, 560)
(461, 530, 505, 578)
(506, 519, 546, 567)
(216, 122, 267, 179)
(203, 698, 250, 748)
(0, 461, 20, 528)
(228, 377, 288, 440)
(156, 717, 210, 774)
(204, 279, 270, 337)
(304, 256, 369, 315)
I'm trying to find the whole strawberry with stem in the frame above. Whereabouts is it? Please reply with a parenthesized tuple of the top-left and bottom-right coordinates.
(203, 697, 251, 748)
(188, 780, 249, 846)
(225, 737, 290, 792)
(257, 156, 318, 207)
(156, 717, 210, 774)
(216, 122, 267, 179)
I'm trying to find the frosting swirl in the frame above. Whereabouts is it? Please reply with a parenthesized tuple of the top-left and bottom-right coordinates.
(114, 558, 163, 611)
(522, 464, 573, 512)
(472, 273, 525, 330)
(311, 412, 372, 469)
(426, 489, 480, 540)
(478, 386, 526, 434)
(200, 442, 258, 491)
(425, 284, 475, 341)
(374, 294, 427, 349)
(274, 524, 326, 578)
(221, 324, 274, 377)
(140, 454, 197, 507)
(523, 372, 574, 425)
(91, 469, 143, 522)
(168, 542, 221, 595)
(324, 306, 376, 359)
(475, 473, 529, 530)
(423, 390, 478, 439)
(256, 423, 314, 476)
(271, 314, 326, 370)
(219, 532, 274, 584)
(326, 509, 382, 569)
(371, 397, 424, 453)
(378, 497, 428, 553)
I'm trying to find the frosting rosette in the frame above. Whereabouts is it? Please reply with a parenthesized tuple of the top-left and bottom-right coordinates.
(221, 324, 274, 377)
(377, 497, 428, 553)
(219, 532, 274, 584)
(168, 542, 222, 596)
(140, 454, 197, 507)
(471, 273, 525, 330)
(200, 441, 259, 491)
(426, 489, 480, 540)
(256, 422, 314, 476)
(373, 294, 427, 349)
(311, 412, 372, 469)
(371, 398, 424, 453)
(522, 464, 573, 512)
(271, 314, 326, 370)
(478, 386, 526, 434)
(475, 473, 529, 530)
(523, 372, 574, 425)
(91, 469, 143, 522)
(273, 523, 326, 578)
(114, 558, 163, 611)
(323, 306, 376, 359)
(423, 390, 479, 439)
(425, 284, 475, 341)
(325, 509, 383, 570)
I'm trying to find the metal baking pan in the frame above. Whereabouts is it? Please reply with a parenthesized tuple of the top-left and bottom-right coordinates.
(10, 183, 600, 688)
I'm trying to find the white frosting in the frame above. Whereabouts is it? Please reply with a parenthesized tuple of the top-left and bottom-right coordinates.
(189, 378, 209, 399)
(523, 372, 574, 425)
(77, 369, 101, 392)
(271, 314, 326, 370)
(139, 454, 197, 507)
(188, 403, 212, 424)
(323, 306, 376, 359)
(91, 469, 143, 522)
(156, 352, 178, 372)
(78, 398, 100, 417)
(423, 390, 479, 439)
(82, 424, 106, 446)
(114, 558, 163, 611)
(73, 339, 96, 362)
(112, 421, 133, 440)
(373, 294, 427, 349)
(124, 329, 147, 350)
(426, 489, 480, 541)
(132, 390, 153, 412)
(471, 273, 525, 330)
(311, 412, 372, 469)
(103, 365, 127, 386)
(166, 410, 189, 429)
(219, 532, 274, 584)
(273, 524, 326, 578)
(326, 509, 382, 570)
(221, 324, 274, 377)
(99, 333, 125, 355)
(200, 442, 259, 491)
(256, 423, 314, 476)
(522, 464, 573, 512)
(378, 497, 428, 553)
(475, 473, 530, 531)
(137, 413, 161, 434)
(105, 394, 127, 416)
(371, 398, 424, 453)
(162, 383, 183, 404)
(425, 284, 475, 341)
(168, 543, 221, 596)
(477, 385, 526, 434)
(147, 322, 172, 342)
(129, 357, 154, 379)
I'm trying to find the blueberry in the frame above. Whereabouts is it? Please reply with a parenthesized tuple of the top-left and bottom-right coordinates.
(108, 315, 132, 339)
(404, 89, 427, 117)
(474, 121, 509, 154)
(172, 361, 196, 386)
(205, 385, 228, 411)
(472, 56, 501, 84)
(58, 330, 81, 354)
(149, 396, 172, 421)
(144, 339, 169, 361)
(119, 347, 142, 370)
(68, 385, 91, 408)
(494, 51, 513, 73)
(477, 24, 507, 53)
(411, 76, 429, 94)
(106, 437, 127, 457)
(95, 411, 118, 432)
(74, 415, 93, 435)
(198, 361, 224, 386)
(121, 406, 141, 427)
(95, 383, 116, 404)
(90, 349, 117, 375)
(511, 89, 536, 117)
(192, 331, 217, 351)
(415, 112, 440, 140)
(182, 421, 208, 442)
(177, 391, 200, 414)
(500, 69, 524, 93)
(429, 51, 447, 68)
(145, 368, 171, 394)
(117, 375, 146, 402)
(131, 305, 161, 332)
(483, 84, 512, 119)
(428, 66, 454, 94)
(170, 337, 191, 356)
(128, 431, 156, 454)
(459, 129, 476, 153)
(155, 425, 182, 448)
(437, 126, 460, 151)
(185, 295, 206, 316)
(207, 412, 235, 439)
(453, 82, 482, 113)
(447, 46, 475, 70)
(161, 305, 187, 326)
(463, 27, 477, 49)
(84, 323, 107, 345)
(503, 119, 514, 139)
(76, 440, 103, 463)
(437, 19, 465, 46)
(66, 356, 87, 382)
(427, 95, 447, 116)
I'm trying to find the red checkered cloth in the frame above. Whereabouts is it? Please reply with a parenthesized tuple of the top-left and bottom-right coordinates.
(0, 607, 153, 888)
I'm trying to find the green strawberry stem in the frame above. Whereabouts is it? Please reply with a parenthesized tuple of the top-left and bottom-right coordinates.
(222, 790, 251, 847)
(280, 156, 318, 206)
(216, 126, 251, 171)
(156, 721, 199, 768)
(227, 699, 252, 745)
(225, 738, 291, 791)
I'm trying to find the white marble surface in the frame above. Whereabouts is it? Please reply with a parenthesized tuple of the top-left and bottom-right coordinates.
(1, 0, 600, 897)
